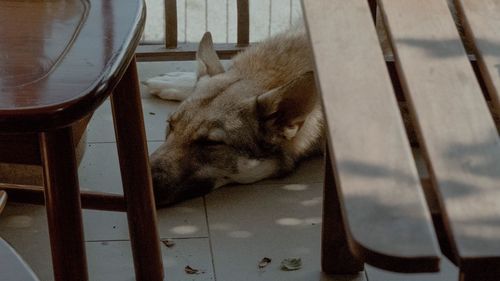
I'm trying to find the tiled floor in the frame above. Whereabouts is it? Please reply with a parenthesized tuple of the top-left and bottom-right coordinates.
(0, 61, 462, 281)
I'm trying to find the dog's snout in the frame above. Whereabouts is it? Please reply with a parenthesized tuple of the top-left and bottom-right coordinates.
(150, 162, 214, 207)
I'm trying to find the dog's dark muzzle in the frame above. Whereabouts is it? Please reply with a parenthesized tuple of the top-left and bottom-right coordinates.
(152, 174, 214, 207)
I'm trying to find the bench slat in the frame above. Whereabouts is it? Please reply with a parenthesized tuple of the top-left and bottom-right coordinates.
(457, 0, 500, 111)
(303, 0, 440, 272)
(380, 0, 500, 271)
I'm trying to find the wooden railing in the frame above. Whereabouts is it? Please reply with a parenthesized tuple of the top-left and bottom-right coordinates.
(136, 0, 250, 61)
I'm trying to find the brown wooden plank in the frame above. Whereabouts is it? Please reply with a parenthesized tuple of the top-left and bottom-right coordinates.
(0, 0, 145, 132)
(303, 0, 440, 273)
(0, 115, 90, 165)
(379, 0, 500, 274)
(0, 183, 127, 212)
(164, 0, 177, 48)
(236, 0, 249, 46)
(456, 0, 500, 112)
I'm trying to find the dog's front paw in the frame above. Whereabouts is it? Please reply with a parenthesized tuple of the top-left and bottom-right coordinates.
(142, 72, 197, 101)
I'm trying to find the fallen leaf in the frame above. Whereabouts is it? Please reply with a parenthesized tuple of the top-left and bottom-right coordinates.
(258, 257, 272, 269)
(184, 265, 200, 274)
(280, 258, 302, 271)
(162, 239, 175, 248)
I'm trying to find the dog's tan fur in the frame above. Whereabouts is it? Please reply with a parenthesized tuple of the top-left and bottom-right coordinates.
(150, 28, 323, 206)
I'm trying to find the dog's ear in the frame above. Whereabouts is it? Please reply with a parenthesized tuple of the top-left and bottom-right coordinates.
(197, 32, 225, 78)
(257, 71, 317, 140)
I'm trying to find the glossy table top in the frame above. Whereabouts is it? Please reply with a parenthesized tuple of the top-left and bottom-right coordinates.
(0, 0, 145, 132)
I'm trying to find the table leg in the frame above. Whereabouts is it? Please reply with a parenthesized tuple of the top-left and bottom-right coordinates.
(40, 127, 88, 281)
(111, 57, 164, 281)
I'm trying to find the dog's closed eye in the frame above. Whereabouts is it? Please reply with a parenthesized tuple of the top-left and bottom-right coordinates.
(195, 129, 227, 146)
(195, 137, 225, 146)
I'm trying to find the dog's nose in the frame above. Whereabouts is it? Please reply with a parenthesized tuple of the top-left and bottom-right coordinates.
(151, 171, 214, 207)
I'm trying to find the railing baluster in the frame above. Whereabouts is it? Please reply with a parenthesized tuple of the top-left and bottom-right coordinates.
(237, 0, 249, 46)
(165, 0, 178, 48)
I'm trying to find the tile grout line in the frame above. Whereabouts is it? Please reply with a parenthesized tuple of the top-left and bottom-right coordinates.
(203, 196, 218, 281)
(159, 236, 209, 240)
(85, 236, 209, 243)
(365, 269, 370, 281)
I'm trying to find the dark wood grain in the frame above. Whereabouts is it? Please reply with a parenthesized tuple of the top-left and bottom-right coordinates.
(237, 0, 250, 47)
(456, 0, 500, 112)
(0, 1, 165, 280)
(40, 127, 88, 281)
(0, 115, 90, 165)
(111, 59, 164, 281)
(380, 0, 500, 277)
(304, 0, 440, 273)
(165, 0, 178, 48)
(0, 183, 126, 212)
(0, 0, 145, 132)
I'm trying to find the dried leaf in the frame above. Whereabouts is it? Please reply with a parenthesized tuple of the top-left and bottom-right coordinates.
(280, 258, 302, 271)
(258, 257, 272, 269)
(184, 265, 200, 274)
(162, 239, 175, 248)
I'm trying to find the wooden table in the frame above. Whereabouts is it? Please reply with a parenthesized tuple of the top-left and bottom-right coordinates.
(303, 0, 500, 280)
(0, 1, 164, 280)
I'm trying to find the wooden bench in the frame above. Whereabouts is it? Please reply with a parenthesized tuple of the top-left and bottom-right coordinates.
(303, 0, 500, 280)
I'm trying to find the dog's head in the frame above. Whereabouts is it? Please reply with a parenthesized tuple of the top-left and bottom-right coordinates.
(150, 32, 317, 207)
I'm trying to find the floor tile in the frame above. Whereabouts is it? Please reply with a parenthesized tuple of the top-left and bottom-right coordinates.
(87, 238, 215, 281)
(206, 181, 325, 281)
(85, 98, 178, 143)
(0, 203, 53, 281)
(83, 197, 208, 241)
(79, 142, 208, 240)
(78, 142, 122, 194)
(259, 156, 323, 185)
(0, 203, 212, 281)
(78, 142, 164, 195)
